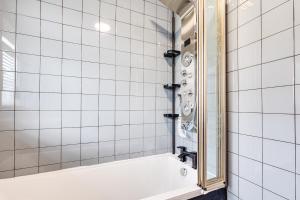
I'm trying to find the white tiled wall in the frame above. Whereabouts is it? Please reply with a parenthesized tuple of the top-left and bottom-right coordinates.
(0, 0, 173, 178)
(227, 0, 300, 199)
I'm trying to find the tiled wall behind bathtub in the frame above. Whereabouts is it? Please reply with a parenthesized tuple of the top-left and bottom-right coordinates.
(0, 0, 173, 178)
(226, 0, 300, 199)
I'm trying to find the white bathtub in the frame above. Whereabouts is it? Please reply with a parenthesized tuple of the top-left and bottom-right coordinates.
(0, 153, 203, 200)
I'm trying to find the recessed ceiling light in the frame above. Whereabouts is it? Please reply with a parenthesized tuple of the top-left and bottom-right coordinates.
(95, 22, 111, 32)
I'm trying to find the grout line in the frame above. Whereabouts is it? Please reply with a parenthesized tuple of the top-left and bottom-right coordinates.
(97, 0, 101, 164)
(293, 0, 298, 199)
(236, 2, 240, 197)
(128, 0, 132, 157)
(37, 0, 41, 174)
(79, 0, 83, 166)
(260, 0, 264, 198)
(113, 0, 117, 161)
(13, 0, 18, 177)
(60, 0, 63, 171)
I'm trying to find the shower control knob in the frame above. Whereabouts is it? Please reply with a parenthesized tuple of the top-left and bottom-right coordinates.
(182, 52, 193, 67)
(181, 79, 187, 86)
(181, 70, 187, 77)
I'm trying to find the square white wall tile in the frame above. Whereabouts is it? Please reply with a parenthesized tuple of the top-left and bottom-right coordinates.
(16, 53, 40, 73)
(40, 129, 61, 147)
(15, 92, 39, 111)
(81, 127, 98, 143)
(263, 189, 287, 200)
(63, 8, 82, 27)
(64, 0, 82, 11)
(239, 178, 262, 200)
(17, 15, 40, 37)
(41, 20, 62, 41)
(15, 111, 39, 130)
(296, 25, 300, 55)
(17, 0, 40, 18)
(228, 112, 238, 133)
(262, 29, 294, 63)
(239, 134, 262, 161)
(296, 56, 300, 85)
(63, 25, 81, 44)
(296, 0, 300, 26)
(62, 128, 80, 145)
(238, 41, 261, 69)
(239, 156, 262, 186)
(238, 17, 261, 47)
(263, 139, 295, 172)
(83, 0, 99, 15)
(227, 173, 239, 196)
(0, 151, 14, 171)
(15, 148, 38, 169)
(0, 0, 16, 13)
(40, 75, 61, 93)
(62, 144, 80, 162)
(81, 143, 98, 160)
(297, 116, 300, 144)
(16, 34, 40, 55)
(239, 65, 261, 90)
(39, 147, 61, 166)
(41, 57, 62, 75)
(0, 131, 14, 151)
(262, 1, 293, 38)
(228, 152, 238, 174)
(0, 12, 16, 32)
(263, 164, 295, 200)
(40, 111, 61, 129)
(100, 2, 116, 20)
(262, 57, 294, 88)
(239, 89, 262, 113)
(296, 85, 300, 114)
(262, 86, 294, 114)
(99, 141, 114, 157)
(41, 2, 62, 23)
(262, 0, 289, 12)
(239, 113, 262, 137)
(263, 114, 295, 143)
(238, 0, 261, 26)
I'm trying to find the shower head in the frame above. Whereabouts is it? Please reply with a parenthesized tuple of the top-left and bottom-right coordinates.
(159, 0, 195, 17)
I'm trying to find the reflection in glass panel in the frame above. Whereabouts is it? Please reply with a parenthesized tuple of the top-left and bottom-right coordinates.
(1, 51, 15, 71)
(205, 0, 219, 180)
(0, 71, 15, 91)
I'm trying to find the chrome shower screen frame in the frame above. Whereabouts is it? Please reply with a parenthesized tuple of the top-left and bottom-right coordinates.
(197, 0, 227, 191)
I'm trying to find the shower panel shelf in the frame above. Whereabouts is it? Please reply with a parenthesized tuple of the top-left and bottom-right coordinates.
(164, 50, 181, 58)
(163, 84, 181, 90)
(163, 114, 179, 119)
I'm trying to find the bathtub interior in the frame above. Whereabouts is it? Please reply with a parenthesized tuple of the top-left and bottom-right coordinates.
(0, 154, 200, 200)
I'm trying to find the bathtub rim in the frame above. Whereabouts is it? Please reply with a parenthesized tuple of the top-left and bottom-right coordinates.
(0, 153, 205, 200)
